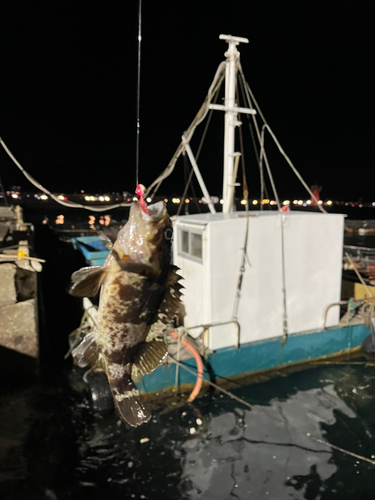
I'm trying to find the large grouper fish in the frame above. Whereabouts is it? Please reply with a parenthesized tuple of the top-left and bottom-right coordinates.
(69, 198, 183, 427)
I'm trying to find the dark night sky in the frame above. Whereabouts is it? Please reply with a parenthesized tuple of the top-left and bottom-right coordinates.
(0, 1, 374, 200)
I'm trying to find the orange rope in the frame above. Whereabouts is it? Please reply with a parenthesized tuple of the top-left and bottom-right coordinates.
(170, 330, 204, 402)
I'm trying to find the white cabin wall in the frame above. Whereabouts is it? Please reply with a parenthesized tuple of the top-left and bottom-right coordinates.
(208, 215, 286, 349)
(237, 215, 285, 343)
(207, 218, 249, 349)
(283, 214, 344, 331)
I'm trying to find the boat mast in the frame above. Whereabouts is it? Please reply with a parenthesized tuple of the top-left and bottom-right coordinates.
(218, 35, 253, 213)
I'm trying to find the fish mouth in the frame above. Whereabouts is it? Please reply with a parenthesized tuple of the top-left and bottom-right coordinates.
(140, 201, 165, 221)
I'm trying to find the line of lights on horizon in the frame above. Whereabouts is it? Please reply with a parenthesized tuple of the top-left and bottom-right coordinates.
(6, 191, 375, 208)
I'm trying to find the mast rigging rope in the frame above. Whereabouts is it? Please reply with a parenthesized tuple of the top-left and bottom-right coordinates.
(238, 64, 326, 214)
(144, 62, 226, 199)
(176, 84, 222, 217)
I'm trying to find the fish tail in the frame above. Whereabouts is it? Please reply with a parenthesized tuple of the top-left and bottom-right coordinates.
(107, 366, 151, 427)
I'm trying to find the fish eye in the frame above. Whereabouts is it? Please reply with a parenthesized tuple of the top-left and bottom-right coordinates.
(164, 228, 173, 240)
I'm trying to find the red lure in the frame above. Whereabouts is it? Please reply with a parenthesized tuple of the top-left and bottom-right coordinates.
(135, 184, 149, 214)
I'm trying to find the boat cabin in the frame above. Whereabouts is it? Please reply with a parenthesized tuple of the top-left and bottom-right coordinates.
(174, 211, 345, 350)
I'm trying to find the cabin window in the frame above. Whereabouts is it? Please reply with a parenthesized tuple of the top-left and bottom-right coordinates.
(190, 233, 202, 258)
(181, 230, 189, 254)
(178, 228, 203, 262)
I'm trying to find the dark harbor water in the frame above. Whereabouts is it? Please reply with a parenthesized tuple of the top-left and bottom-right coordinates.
(1, 357, 375, 500)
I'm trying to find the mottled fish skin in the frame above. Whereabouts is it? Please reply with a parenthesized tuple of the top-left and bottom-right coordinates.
(70, 200, 180, 427)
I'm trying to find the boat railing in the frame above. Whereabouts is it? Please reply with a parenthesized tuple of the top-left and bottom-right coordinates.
(321, 301, 348, 330)
(187, 320, 240, 349)
(321, 298, 375, 331)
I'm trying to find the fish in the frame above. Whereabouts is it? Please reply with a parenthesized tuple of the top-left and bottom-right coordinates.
(69, 199, 183, 427)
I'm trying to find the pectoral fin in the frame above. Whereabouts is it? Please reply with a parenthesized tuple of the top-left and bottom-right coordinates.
(69, 265, 106, 297)
(72, 331, 100, 368)
(132, 338, 168, 380)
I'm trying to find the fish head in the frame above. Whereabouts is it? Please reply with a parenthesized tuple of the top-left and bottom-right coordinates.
(114, 201, 173, 270)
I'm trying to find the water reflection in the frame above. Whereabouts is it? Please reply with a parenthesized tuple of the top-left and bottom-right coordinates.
(88, 215, 95, 230)
(47, 213, 115, 231)
(180, 384, 354, 499)
(98, 215, 111, 226)
(55, 214, 64, 225)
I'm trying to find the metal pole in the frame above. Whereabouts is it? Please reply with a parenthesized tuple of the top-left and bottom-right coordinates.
(219, 35, 249, 213)
(182, 139, 216, 214)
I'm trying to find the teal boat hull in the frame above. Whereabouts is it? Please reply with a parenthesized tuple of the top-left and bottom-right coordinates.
(138, 323, 370, 394)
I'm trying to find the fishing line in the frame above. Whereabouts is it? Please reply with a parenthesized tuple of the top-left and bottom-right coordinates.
(170, 356, 375, 466)
(135, 0, 142, 189)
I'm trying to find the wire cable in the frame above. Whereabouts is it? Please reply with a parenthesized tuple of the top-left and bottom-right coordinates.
(238, 72, 270, 205)
(176, 87, 221, 217)
(238, 64, 326, 214)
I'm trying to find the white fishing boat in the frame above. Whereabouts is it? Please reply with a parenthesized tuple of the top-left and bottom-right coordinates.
(137, 34, 373, 394)
(78, 35, 372, 398)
